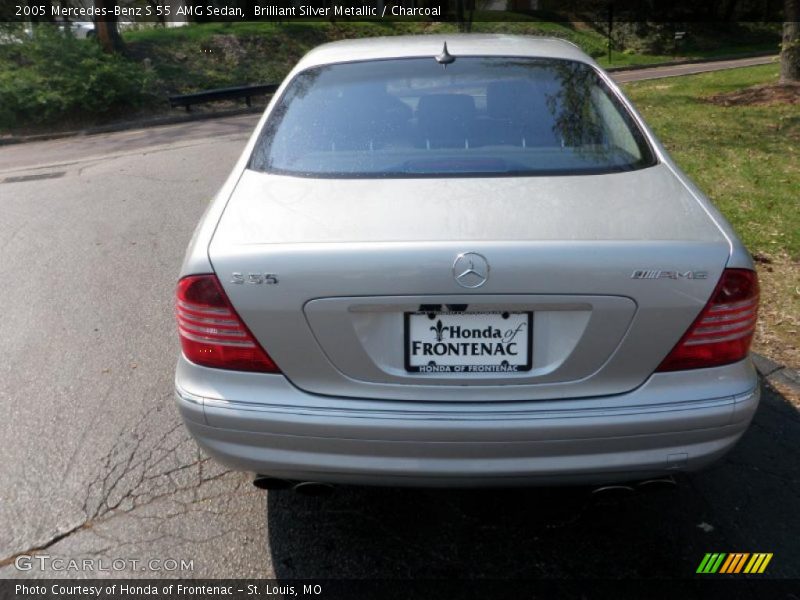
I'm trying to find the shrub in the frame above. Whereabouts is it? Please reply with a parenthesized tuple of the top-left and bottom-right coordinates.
(0, 28, 157, 131)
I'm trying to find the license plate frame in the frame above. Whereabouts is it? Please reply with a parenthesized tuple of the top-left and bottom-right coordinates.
(404, 311, 533, 374)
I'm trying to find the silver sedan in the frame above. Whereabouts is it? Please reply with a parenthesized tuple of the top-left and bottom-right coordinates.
(174, 35, 760, 488)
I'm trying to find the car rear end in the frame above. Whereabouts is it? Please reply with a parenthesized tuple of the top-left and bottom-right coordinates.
(174, 35, 760, 487)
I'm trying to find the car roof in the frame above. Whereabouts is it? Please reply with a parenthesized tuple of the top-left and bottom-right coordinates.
(295, 34, 597, 70)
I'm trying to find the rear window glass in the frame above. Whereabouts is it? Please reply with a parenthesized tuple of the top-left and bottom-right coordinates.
(249, 56, 656, 178)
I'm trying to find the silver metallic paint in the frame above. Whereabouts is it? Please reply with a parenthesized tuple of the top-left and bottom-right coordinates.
(175, 35, 759, 485)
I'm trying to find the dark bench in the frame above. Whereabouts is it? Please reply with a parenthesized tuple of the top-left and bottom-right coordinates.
(169, 84, 280, 112)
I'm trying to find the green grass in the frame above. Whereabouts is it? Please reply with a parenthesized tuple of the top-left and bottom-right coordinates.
(623, 64, 800, 260)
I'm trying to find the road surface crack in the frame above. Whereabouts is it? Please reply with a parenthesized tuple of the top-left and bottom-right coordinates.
(1, 399, 242, 566)
(0, 521, 92, 568)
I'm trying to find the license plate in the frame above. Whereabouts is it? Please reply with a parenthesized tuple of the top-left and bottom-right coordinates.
(404, 311, 532, 373)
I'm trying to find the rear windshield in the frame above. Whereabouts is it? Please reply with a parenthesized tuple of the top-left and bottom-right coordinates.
(249, 56, 657, 178)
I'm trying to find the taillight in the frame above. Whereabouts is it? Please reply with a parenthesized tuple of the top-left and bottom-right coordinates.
(657, 269, 759, 372)
(175, 274, 280, 373)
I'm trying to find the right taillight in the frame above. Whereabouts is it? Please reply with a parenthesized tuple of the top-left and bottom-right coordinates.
(176, 274, 280, 373)
(657, 268, 759, 372)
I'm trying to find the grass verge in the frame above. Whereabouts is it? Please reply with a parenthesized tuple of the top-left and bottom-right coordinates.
(624, 64, 799, 368)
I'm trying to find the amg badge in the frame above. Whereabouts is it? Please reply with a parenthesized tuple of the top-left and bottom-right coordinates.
(631, 270, 708, 280)
(231, 272, 279, 285)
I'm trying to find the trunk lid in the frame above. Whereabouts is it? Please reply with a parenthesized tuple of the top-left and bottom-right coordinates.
(208, 166, 730, 401)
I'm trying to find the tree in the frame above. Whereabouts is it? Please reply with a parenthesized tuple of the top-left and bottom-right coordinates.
(26, 0, 56, 22)
(455, 0, 472, 32)
(93, 0, 125, 54)
(781, 0, 800, 82)
(145, 0, 167, 26)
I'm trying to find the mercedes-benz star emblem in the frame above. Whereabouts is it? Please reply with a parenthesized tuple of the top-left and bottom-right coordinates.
(452, 252, 490, 288)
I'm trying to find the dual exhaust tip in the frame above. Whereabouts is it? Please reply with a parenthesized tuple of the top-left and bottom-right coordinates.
(590, 476, 678, 499)
(252, 475, 677, 496)
(252, 475, 334, 496)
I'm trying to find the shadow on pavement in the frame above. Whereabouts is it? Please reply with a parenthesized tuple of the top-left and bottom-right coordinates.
(266, 382, 799, 580)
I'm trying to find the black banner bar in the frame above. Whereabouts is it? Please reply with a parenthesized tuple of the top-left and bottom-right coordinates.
(0, 0, 790, 24)
(2, 579, 800, 600)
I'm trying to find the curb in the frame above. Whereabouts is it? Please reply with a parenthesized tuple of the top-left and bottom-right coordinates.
(752, 353, 800, 397)
(0, 52, 779, 147)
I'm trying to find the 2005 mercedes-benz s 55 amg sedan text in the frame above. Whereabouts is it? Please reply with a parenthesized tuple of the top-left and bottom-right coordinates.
(174, 35, 760, 488)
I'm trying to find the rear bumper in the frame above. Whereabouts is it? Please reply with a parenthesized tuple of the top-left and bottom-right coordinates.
(175, 356, 759, 487)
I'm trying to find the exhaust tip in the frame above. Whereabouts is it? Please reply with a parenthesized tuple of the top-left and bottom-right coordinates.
(252, 475, 294, 491)
(636, 476, 678, 493)
(292, 481, 334, 496)
(590, 485, 635, 501)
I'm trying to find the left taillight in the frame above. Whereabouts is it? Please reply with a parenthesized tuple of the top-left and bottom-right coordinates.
(175, 274, 280, 373)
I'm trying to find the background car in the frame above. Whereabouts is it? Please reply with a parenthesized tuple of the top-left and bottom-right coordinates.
(61, 20, 95, 39)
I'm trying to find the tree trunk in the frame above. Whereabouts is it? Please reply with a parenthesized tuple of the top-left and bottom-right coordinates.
(94, 0, 125, 54)
(146, 0, 166, 26)
(28, 0, 55, 22)
(722, 0, 740, 22)
(782, 0, 800, 82)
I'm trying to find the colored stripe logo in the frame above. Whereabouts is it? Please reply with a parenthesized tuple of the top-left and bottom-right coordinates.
(697, 553, 773, 574)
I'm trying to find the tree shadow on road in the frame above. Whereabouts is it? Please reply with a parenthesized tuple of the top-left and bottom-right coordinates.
(266, 382, 800, 580)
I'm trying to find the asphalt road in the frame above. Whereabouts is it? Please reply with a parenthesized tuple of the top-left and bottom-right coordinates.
(0, 56, 797, 584)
